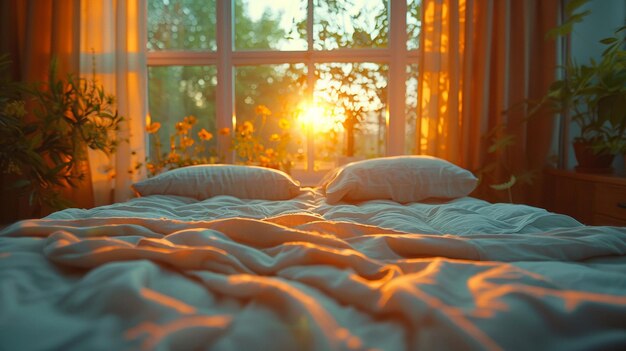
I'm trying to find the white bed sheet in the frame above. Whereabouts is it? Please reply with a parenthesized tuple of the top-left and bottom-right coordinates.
(47, 188, 583, 235)
(1, 191, 626, 351)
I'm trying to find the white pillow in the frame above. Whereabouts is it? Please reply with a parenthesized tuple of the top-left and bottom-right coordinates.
(132, 165, 301, 200)
(322, 156, 478, 204)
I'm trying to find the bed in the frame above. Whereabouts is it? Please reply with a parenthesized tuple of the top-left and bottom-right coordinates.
(1, 156, 626, 351)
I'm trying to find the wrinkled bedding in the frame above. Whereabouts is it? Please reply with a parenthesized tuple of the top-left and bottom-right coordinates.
(1, 189, 626, 350)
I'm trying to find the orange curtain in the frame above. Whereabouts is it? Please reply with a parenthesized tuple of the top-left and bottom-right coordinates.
(1, 0, 79, 82)
(0, 0, 94, 215)
(417, 0, 558, 205)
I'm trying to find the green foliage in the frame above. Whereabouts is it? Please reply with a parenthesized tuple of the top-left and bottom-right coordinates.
(474, 120, 537, 202)
(147, 0, 217, 50)
(0, 55, 123, 211)
(546, 0, 591, 39)
(543, 3, 626, 154)
(234, 0, 289, 50)
(407, 0, 422, 50)
(319, 63, 387, 157)
(148, 66, 219, 161)
(478, 6, 626, 201)
(545, 25, 626, 154)
(314, 0, 388, 50)
(312, 1, 389, 157)
(489, 175, 517, 203)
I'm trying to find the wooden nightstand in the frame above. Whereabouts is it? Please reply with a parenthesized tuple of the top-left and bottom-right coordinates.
(544, 168, 626, 226)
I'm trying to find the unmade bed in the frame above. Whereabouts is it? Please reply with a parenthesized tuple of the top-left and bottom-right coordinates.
(1, 156, 625, 350)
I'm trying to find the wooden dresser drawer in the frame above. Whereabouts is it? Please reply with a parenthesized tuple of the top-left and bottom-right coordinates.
(544, 169, 626, 226)
(594, 184, 626, 221)
(592, 214, 626, 226)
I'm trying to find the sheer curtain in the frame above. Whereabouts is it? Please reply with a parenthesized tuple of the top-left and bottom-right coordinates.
(80, 0, 147, 206)
(417, 0, 558, 204)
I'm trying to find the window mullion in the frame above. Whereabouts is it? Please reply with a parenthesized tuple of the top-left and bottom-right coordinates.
(306, 0, 315, 173)
(147, 51, 217, 66)
(216, 0, 234, 162)
(388, 0, 408, 156)
(230, 49, 391, 65)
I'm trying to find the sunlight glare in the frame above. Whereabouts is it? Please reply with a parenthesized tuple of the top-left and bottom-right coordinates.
(297, 102, 337, 133)
(299, 105, 322, 130)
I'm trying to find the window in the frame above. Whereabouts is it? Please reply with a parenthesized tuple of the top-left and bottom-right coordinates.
(147, 0, 421, 183)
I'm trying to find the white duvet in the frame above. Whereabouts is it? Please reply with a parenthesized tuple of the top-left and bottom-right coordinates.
(1, 190, 626, 350)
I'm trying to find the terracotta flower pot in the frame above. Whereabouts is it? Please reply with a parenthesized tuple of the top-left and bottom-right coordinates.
(573, 141, 615, 173)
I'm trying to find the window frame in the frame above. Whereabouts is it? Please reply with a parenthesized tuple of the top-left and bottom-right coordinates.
(146, 0, 419, 179)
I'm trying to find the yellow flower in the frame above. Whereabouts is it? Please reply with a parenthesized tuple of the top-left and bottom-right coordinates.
(167, 152, 180, 162)
(269, 133, 281, 142)
(278, 118, 290, 130)
(198, 128, 213, 141)
(183, 115, 198, 125)
(238, 121, 254, 135)
(244, 121, 254, 132)
(176, 122, 189, 134)
(219, 127, 231, 136)
(145, 122, 161, 134)
(254, 143, 265, 152)
(265, 148, 275, 157)
(181, 137, 195, 148)
(255, 104, 271, 116)
(259, 155, 271, 165)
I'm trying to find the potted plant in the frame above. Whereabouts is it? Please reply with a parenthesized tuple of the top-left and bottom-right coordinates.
(0, 55, 123, 220)
(545, 25, 626, 173)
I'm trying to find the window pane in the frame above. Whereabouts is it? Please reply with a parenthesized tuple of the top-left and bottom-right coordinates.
(314, 63, 388, 166)
(234, 64, 308, 171)
(407, 0, 422, 50)
(235, 0, 307, 51)
(147, 66, 218, 175)
(314, 0, 388, 50)
(147, 0, 217, 51)
(405, 64, 419, 154)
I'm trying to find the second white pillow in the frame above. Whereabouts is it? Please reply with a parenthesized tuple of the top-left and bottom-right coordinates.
(322, 156, 478, 204)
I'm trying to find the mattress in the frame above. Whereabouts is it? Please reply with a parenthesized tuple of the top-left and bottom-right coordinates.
(2, 187, 626, 351)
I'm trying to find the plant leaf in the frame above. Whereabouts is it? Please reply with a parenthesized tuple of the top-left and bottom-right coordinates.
(490, 175, 517, 191)
(599, 37, 618, 45)
(565, 0, 589, 15)
(488, 134, 515, 153)
(6, 179, 31, 191)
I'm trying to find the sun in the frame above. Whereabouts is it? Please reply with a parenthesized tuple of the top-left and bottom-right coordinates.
(297, 102, 337, 133)
(298, 105, 323, 130)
